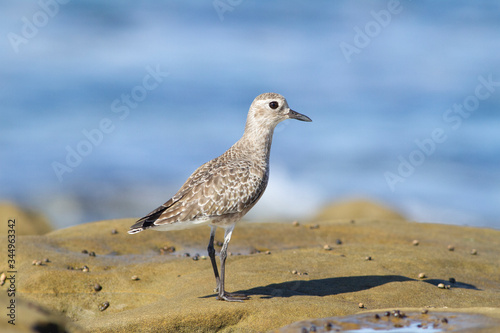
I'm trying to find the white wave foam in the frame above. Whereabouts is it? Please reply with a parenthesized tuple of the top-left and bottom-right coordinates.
(245, 164, 324, 221)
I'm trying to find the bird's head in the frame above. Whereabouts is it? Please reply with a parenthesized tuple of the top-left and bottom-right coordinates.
(246, 93, 312, 130)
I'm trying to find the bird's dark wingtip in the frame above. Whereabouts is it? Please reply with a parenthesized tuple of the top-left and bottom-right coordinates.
(128, 227, 144, 235)
(128, 204, 170, 234)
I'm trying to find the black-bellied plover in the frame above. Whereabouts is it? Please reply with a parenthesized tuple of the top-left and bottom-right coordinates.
(128, 93, 311, 301)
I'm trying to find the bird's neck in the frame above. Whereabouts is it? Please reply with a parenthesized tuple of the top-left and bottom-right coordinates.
(235, 121, 275, 164)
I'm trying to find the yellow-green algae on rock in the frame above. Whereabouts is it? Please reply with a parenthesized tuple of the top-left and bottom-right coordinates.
(314, 199, 406, 222)
(0, 202, 499, 332)
(0, 202, 53, 236)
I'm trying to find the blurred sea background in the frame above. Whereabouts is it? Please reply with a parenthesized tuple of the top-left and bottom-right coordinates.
(1, 1, 499, 229)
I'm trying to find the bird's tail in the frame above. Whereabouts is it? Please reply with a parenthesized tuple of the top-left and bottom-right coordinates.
(127, 203, 169, 234)
(127, 227, 144, 235)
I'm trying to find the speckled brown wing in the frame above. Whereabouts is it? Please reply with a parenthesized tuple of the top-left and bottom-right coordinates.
(129, 158, 268, 233)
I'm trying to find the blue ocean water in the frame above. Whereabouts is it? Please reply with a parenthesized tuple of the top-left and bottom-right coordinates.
(1, 1, 499, 229)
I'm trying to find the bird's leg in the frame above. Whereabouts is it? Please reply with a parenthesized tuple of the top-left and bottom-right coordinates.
(216, 225, 249, 302)
(207, 226, 220, 293)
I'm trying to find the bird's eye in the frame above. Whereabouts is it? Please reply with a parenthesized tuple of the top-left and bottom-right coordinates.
(269, 101, 279, 109)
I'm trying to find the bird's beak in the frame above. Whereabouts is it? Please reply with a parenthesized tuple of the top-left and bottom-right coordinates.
(288, 109, 312, 122)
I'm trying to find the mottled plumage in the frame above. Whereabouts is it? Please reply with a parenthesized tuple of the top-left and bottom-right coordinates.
(128, 92, 311, 301)
(129, 151, 268, 232)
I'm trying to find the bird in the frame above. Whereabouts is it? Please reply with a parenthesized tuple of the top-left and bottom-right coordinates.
(128, 92, 312, 301)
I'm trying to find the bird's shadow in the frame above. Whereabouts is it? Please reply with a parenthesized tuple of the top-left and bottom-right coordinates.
(424, 278, 480, 291)
(237, 275, 412, 299)
(201, 275, 480, 299)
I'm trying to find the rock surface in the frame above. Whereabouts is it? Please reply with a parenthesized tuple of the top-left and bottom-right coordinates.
(314, 199, 406, 221)
(0, 202, 499, 332)
(0, 202, 53, 236)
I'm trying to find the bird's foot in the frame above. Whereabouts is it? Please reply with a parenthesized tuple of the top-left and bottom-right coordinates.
(216, 291, 249, 302)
